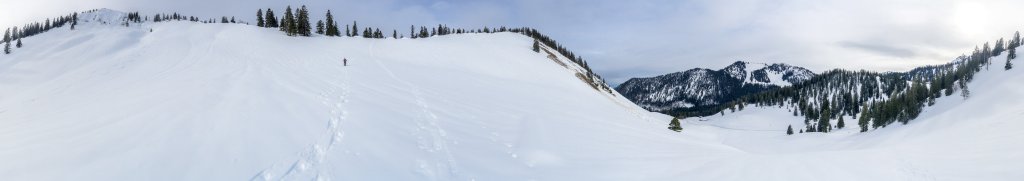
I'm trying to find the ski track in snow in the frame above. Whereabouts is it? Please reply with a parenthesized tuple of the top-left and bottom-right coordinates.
(366, 40, 460, 180)
(251, 55, 352, 181)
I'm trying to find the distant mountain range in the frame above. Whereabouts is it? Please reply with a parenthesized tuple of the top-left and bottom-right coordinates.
(615, 61, 814, 115)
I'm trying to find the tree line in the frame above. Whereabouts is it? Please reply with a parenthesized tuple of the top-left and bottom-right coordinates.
(3, 10, 78, 54)
(674, 31, 1021, 134)
(252, 5, 613, 94)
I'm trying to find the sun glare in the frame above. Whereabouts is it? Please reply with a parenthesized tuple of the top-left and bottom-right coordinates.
(953, 2, 991, 38)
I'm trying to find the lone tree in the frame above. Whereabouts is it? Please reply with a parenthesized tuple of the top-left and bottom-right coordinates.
(4, 41, 10, 54)
(786, 125, 794, 135)
(15, 38, 21, 48)
(668, 117, 683, 132)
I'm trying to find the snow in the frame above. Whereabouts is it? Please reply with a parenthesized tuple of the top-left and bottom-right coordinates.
(1, 9, 1021, 180)
(0, 11, 694, 180)
(682, 52, 1024, 180)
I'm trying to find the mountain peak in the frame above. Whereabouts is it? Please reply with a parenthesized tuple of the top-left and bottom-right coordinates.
(616, 61, 815, 112)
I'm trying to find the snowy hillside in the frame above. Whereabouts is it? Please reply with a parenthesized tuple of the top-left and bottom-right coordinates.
(677, 48, 1024, 180)
(1, 9, 1021, 181)
(0, 10, 699, 180)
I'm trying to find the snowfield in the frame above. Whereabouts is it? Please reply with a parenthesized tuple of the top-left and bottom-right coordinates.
(0, 9, 1021, 180)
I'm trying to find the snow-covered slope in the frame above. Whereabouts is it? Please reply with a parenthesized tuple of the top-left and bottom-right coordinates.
(1, 9, 1021, 181)
(674, 49, 1024, 180)
(0, 10, 713, 180)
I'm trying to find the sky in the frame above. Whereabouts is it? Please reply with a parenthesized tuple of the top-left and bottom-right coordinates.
(3, 0, 1024, 85)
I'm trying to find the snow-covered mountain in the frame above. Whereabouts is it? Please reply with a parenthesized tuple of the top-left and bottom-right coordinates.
(2, 9, 1023, 181)
(615, 61, 814, 113)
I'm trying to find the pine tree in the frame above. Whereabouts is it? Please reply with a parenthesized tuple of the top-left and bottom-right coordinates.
(837, 116, 845, 129)
(351, 21, 358, 37)
(230, 17, 236, 23)
(668, 117, 682, 132)
(3, 41, 10, 54)
(325, 10, 338, 36)
(818, 99, 831, 133)
(532, 39, 540, 52)
(71, 12, 78, 30)
(265, 9, 278, 27)
(257, 9, 265, 27)
(281, 6, 296, 36)
(786, 125, 794, 135)
(15, 38, 21, 48)
(3, 28, 9, 43)
(296, 5, 311, 36)
(1007, 55, 1014, 70)
(859, 109, 869, 132)
(959, 80, 970, 99)
(393, 30, 397, 39)
(346, 25, 350, 37)
(410, 25, 416, 39)
(316, 20, 325, 35)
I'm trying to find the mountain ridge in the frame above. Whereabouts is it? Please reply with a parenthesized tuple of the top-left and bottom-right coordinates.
(615, 61, 814, 113)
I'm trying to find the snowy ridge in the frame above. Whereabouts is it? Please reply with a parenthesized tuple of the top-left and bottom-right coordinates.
(78, 8, 125, 24)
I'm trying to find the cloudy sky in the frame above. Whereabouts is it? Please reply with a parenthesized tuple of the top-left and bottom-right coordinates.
(3, 0, 1024, 85)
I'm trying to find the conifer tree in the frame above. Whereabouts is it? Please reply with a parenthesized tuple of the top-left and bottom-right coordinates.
(296, 5, 311, 36)
(533, 39, 540, 52)
(325, 10, 339, 36)
(316, 20, 325, 35)
(281, 6, 296, 36)
(3, 41, 9, 54)
(265, 9, 278, 27)
(859, 108, 870, 132)
(351, 21, 358, 37)
(818, 99, 831, 133)
(256, 9, 264, 27)
(837, 116, 845, 129)
(3, 28, 9, 43)
(668, 117, 682, 132)
(393, 30, 397, 39)
(230, 16, 236, 23)
(787, 125, 794, 135)
(1007, 54, 1014, 70)
(15, 38, 21, 48)
(410, 25, 416, 39)
(71, 12, 78, 30)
